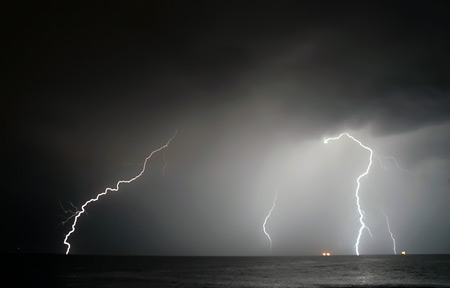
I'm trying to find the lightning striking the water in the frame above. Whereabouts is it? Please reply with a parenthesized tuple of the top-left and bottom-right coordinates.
(382, 208, 397, 255)
(263, 190, 278, 251)
(63, 130, 177, 254)
(324, 133, 373, 256)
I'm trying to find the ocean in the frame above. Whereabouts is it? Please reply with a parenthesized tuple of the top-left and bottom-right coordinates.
(7, 254, 450, 287)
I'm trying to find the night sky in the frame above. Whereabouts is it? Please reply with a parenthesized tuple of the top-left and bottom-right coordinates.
(4, 1, 450, 255)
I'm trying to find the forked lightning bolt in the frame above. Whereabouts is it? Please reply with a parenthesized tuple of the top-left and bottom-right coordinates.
(63, 130, 177, 254)
(324, 133, 373, 256)
(58, 198, 81, 226)
(263, 190, 278, 251)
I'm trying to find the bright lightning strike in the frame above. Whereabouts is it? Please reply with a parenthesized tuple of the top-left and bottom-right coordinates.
(63, 130, 177, 255)
(263, 190, 278, 251)
(381, 208, 397, 255)
(324, 132, 373, 256)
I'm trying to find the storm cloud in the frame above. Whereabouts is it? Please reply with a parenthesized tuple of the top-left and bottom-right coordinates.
(3, 1, 449, 255)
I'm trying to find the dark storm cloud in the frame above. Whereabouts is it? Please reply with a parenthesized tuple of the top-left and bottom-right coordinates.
(6, 1, 449, 138)
(172, 1, 450, 135)
(205, 5, 450, 136)
(3, 1, 450, 254)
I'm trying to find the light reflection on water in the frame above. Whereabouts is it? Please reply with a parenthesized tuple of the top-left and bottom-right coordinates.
(10, 254, 450, 287)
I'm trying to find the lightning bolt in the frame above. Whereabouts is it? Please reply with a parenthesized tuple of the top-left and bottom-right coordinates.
(58, 197, 82, 226)
(374, 154, 411, 175)
(381, 208, 397, 255)
(58, 197, 78, 215)
(263, 190, 278, 251)
(63, 130, 177, 254)
(324, 133, 373, 256)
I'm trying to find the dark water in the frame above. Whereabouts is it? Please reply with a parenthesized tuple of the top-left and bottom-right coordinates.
(7, 254, 450, 287)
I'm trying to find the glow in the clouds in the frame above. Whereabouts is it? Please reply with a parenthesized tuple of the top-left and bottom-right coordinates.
(382, 208, 397, 255)
(263, 190, 278, 251)
(63, 130, 177, 254)
(324, 133, 373, 256)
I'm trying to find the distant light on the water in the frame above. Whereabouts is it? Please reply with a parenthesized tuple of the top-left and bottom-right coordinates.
(322, 252, 331, 256)
(401, 251, 406, 255)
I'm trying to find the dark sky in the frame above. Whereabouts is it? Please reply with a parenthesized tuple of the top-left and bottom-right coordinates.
(3, 1, 450, 255)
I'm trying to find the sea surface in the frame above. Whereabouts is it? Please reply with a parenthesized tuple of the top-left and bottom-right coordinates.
(7, 254, 450, 287)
